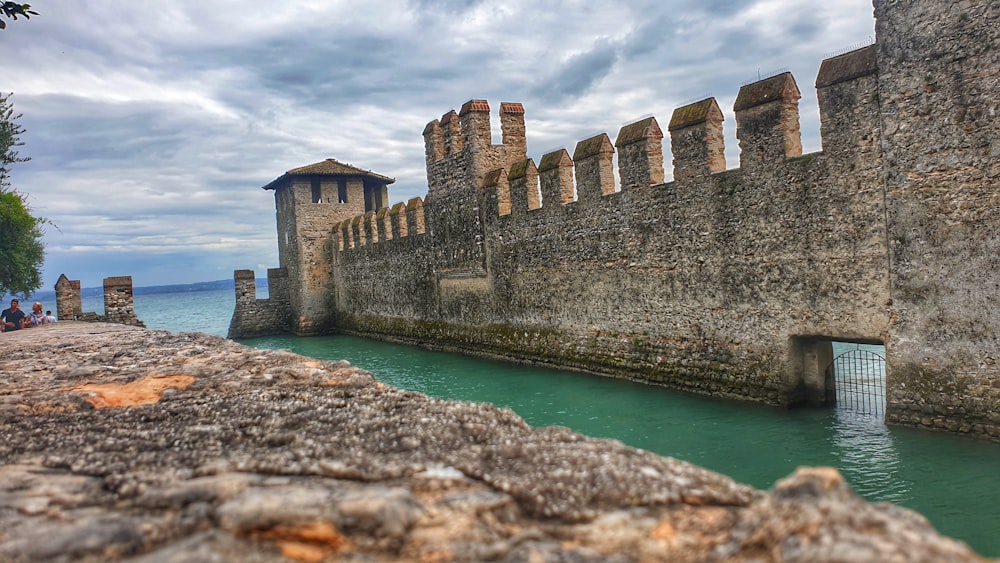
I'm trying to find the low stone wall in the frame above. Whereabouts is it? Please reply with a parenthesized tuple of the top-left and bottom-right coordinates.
(228, 268, 291, 338)
(0, 323, 982, 561)
(53, 274, 144, 327)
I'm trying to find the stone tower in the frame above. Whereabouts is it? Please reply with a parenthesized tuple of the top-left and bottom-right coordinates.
(54, 273, 81, 321)
(422, 100, 527, 276)
(874, 1, 1000, 428)
(262, 158, 394, 335)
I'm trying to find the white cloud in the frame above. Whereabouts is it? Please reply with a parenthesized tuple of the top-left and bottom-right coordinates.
(3, 0, 876, 288)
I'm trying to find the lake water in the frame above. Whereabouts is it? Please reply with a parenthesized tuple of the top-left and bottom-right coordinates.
(76, 288, 1000, 556)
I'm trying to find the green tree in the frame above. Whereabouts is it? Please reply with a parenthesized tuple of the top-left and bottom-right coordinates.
(0, 93, 45, 296)
(1, 2, 37, 29)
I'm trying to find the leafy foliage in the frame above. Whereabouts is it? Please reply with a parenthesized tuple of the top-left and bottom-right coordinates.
(1, 2, 37, 29)
(1, 93, 30, 191)
(0, 191, 44, 295)
(0, 93, 45, 296)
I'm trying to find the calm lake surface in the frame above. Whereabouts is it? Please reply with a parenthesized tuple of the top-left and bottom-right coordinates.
(88, 288, 1000, 556)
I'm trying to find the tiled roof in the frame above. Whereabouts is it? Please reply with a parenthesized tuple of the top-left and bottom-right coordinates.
(459, 99, 490, 116)
(262, 159, 395, 190)
(500, 102, 525, 115)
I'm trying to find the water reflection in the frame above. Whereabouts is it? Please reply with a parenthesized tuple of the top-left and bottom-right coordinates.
(829, 409, 910, 503)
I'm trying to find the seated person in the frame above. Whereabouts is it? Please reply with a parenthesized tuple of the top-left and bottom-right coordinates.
(0, 299, 27, 332)
(27, 302, 47, 327)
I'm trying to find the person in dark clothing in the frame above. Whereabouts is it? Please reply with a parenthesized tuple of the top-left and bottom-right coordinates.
(1, 299, 28, 332)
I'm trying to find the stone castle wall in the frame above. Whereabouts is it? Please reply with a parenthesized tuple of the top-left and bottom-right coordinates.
(330, 56, 889, 407)
(54, 274, 145, 327)
(234, 0, 1000, 440)
(227, 268, 291, 338)
(875, 0, 1000, 436)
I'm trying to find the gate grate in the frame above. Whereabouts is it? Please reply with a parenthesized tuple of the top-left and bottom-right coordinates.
(825, 348, 886, 417)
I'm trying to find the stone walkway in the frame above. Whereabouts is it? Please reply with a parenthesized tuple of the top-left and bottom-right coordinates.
(0, 323, 984, 561)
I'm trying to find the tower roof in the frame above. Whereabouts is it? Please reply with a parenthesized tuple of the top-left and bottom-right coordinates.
(262, 158, 395, 190)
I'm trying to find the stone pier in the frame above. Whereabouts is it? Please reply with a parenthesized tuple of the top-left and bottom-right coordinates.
(0, 323, 982, 561)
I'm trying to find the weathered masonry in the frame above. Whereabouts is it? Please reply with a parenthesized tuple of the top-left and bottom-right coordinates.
(55, 274, 145, 327)
(230, 1, 1000, 440)
(227, 159, 395, 337)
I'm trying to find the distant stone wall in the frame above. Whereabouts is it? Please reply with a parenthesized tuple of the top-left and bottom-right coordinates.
(54, 274, 144, 327)
(227, 268, 291, 339)
(101, 276, 144, 327)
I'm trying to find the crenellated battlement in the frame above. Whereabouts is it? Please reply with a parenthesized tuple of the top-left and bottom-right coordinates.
(334, 196, 427, 251)
(294, 46, 891, 303)
(423, 100, 527, 171)
(422, 99, 528, 208)
(319, 45, 889, 283)
(472, 59, 880, 218)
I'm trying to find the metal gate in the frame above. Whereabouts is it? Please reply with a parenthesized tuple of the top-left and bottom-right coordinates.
(825, 347, 886, 417)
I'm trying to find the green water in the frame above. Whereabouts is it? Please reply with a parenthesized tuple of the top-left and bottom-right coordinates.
(241, 334, 1000, 556)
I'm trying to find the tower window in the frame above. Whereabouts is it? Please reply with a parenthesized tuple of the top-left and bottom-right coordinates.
(311, 178, 322, 203)
(338, 179, 348, 203)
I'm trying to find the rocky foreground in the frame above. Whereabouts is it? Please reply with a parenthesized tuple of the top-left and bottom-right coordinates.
(0, 323, 986, 562)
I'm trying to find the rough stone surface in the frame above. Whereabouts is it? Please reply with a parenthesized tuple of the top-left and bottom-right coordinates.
(0, 323, 985, 561)
(876, 0, 1000, 438)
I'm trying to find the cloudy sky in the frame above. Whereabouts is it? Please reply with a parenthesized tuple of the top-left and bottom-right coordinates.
(3, 0, 876, 290)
